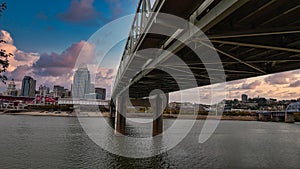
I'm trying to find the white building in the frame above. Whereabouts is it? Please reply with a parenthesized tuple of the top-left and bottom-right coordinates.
(72, 64, 91, 98)
(6, 79, 18, 96)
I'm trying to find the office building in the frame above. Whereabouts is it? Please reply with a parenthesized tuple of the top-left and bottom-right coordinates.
(241, 94, 248, 103)
(21, 76, 36, 97)
(38, 85, 50, 96)
(72, 64, 91, 98)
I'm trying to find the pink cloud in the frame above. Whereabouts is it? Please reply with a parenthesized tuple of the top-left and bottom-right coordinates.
(240, 80, 261, 89)
(95, 68, 115, 85)
(0, 30, 38, 71)
(58, 0, 100, 23)
(34, 40, 95, 76)
(264, 71, 297, 85)
(0, 30, 13, 44)
(289, 80, 300, 87)
(94, 68, 116, 97)
(0, 30, 97, 91)
(0, 30, 16, 54)
(14, 50, 39, 62)
(6, 65, 33, 81)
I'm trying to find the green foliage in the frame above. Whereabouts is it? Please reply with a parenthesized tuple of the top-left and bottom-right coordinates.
(198, 111, 208, 115)
(0, 2, 7, 17)
(0, 2, 11, 84)
(223, 111, 252, 116)
(294, 113, 300, 122)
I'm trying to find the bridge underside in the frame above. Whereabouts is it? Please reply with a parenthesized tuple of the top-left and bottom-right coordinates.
(114, 0, 300, 98)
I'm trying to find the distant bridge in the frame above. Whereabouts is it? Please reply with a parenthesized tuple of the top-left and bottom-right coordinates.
(257, 111, 295, 123)
(58, 98, 109, 106)
(111, 0, 300, 135)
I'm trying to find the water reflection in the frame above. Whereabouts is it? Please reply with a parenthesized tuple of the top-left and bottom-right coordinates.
(0, 115, 299, 168)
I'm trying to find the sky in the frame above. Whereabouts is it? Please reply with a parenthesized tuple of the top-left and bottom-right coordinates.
(0, 0, 139, 98)
(0, 0, 300, 102)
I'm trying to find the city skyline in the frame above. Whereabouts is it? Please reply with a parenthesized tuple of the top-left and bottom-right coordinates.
(0, 1, 299, 168)
(0, 0, 299, 101)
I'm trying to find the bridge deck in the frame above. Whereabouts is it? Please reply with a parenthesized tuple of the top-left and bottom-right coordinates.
(113, 0, 300, 98)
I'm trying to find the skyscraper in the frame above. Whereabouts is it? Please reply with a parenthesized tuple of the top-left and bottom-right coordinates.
(72, 64, 91, 98)
(21, 76, 36, 97)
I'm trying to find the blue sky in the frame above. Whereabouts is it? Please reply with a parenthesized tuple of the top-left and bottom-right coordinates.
(0, 0, 138, 53)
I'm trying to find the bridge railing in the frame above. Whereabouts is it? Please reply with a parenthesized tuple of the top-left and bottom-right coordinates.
(113, 0, 156, 97)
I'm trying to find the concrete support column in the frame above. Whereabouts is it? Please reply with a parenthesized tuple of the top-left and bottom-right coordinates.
(285, 112, 294, 123)
(115, 95, 127, 135)
(153, 94, 163, 136)
(165, 93, 169, 109)
(110, 100, 116, 118)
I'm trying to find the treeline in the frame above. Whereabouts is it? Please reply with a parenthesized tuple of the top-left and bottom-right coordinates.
(25, 105, 109, 112)
(162, 109, 253, 116)
(294, 113, 300, 122)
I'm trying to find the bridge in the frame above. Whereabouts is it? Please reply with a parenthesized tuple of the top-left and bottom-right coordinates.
(110, 0, 300, 135)
(256, 111, 295, 123)
(58, 98, 109, 106)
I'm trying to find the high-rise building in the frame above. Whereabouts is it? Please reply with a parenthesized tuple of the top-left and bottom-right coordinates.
(89, 83, 95, 93)
(21, 76, 36, 97)
(95, 87, 106, 100)
(241, 94, 248, 103)
(53, 85, 65, 97)
(38, 85, 50, 96)
(72, 64, 91, 98)
(6, 79, 17, 96)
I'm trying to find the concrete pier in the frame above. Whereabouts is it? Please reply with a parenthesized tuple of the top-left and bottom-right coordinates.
(115, 95, 126, 135)
(285, 112, 295, 123)
(110, 100, 116, 118)
(257, 111, 294, 123)
(153, 94, 163, 136)
(258, 113, 271, 122)
(270, 112, 285, 122)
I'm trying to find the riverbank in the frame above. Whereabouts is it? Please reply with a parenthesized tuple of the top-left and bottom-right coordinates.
(1, 111, 109, 117)
(0, 111, 256, 121)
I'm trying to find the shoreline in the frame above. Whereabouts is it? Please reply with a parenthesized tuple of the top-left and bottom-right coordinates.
(0, 111, 257, 121)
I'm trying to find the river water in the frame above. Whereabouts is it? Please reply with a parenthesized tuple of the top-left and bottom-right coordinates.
(0, 115, 299, 169)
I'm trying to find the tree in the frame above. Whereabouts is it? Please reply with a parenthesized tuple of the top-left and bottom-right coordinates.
(0, 2, 12, 84)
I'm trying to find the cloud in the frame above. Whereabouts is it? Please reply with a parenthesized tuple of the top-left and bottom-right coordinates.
(33, 41, 95, 77)
(0, 30, 16, 55)
(14, 50, 39, 62)
(95, 68, 115, 86)
(94, 68, 116, 97)
(264, 72, 297, 85)
(287, 92, 299, 98)
(289, 80, 300, 87)
(0, 30, 102, 91)
(227, 79, 245, 85)
(7, 65, 33, 81)
(240, 80, 261, 89)
(0, 30, 13, 44)
(58, 0, 100, 23)
(0, 30, 39, 71)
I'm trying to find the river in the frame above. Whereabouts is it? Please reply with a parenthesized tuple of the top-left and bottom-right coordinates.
(0, 115, 299, 168)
